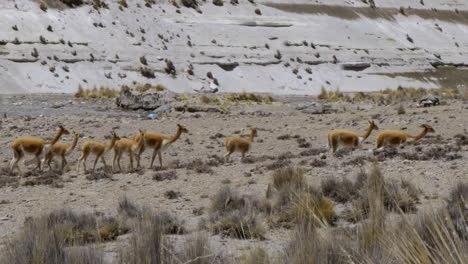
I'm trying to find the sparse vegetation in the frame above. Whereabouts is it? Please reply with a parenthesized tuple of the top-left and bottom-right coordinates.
(74, 86, 119, 99)
(1, 208, 125, 264)
(134, 83, 167, 93)
(202, 186, 267, 239)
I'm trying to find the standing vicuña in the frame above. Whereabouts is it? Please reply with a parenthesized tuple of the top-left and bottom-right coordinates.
(43, 131, 80, 170)
(77, 131, 120, 173)
(113, 129, 145, 172)
(224, 128, 257, 161)
(10, 125, 70, 173)
(327, 120, 379, 155)
(133, 124, 188, 168)
(375, 124, 435, 150)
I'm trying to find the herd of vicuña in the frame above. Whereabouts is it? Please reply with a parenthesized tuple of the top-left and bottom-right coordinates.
(9, 122, 435, 174)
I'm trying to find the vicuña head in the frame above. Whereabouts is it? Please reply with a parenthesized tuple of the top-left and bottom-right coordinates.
(113, 129, 146, 172)
(77, 131, 120, 173)
(133, 124, 189, 169)
(328, 120, 379, 156)
(224, 127, 257, 161)
(375, 124, 435, 150)
(10, 125, 70, 173)
(43, 130, 80, 171)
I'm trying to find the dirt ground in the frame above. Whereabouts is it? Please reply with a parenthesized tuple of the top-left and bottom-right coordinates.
(0, 94, 467, 261)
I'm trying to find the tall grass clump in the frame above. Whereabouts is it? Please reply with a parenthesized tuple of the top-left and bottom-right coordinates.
(119, 211, 174, 264)
(270, 167, 336, 228)
(202, 186, 267, 239)
(1, 209, 110, 264)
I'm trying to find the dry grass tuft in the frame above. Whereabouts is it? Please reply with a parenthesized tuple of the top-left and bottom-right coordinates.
(0, 208, 127, 264)
(283, 223, 349, 264)
(119, 210, 174, 263)
(241, 247, 271, 264)
(203, 186, 267, 239)
(135, 84, 167, 93)
(269, 167, 336, 228)
(272, 167, 305, 190)
(178, 233, 220, 264)
(74, 86, 119, 99)
(322, 177, 358, 203)
(118, 196, 141, 218)
(446, 182, 467, 239)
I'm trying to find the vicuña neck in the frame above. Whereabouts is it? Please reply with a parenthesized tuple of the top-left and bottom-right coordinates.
(106, 136, 118, 151)
(169, 127, 183, 144)
(360, 124, 375, 141)
(66, 134, 79, 154)
(248, 131, 256, 143)
(408, 127, 428, 141)
(48, 129, 64, 145)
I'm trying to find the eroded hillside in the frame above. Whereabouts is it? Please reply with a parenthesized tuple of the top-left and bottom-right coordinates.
(1, 0, 468, 94)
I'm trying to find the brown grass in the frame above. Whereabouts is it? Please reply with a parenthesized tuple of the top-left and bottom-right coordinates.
(319, 86, 468, 104)
(134, 84, 167, 93)
(74, 86, 119, 99)
(203, 186, 267, 239)
(0, 209, 120, 264)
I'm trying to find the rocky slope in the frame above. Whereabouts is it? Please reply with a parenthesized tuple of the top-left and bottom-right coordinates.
(1, 0, 468, 95)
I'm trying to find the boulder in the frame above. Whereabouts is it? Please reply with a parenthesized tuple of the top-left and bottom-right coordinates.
(290, 101, 325, 114)
(116, 88, 176, 111)
(418, 96, 440, 107)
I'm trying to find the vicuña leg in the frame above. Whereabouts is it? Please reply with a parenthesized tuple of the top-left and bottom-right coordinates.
(158, 152, 162, 168)
(150, 148, 157, 169)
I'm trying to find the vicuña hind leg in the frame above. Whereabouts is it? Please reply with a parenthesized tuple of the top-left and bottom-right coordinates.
(158, 152, 162, 168)
(224, 151, 233, 162)
(129, 151, 134, 171)
(10, 149, 22, 173)
(101, 156, 107, 169)
(150, 149, 157, 169)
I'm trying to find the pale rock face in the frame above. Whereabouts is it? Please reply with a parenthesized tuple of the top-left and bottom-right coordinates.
(1, 0, 468, 95)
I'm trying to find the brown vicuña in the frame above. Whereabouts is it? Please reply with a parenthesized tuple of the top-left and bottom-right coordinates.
(328, 120, 378, 155)
(43, 131, 80, 170)
(133, 124, 188, 168)
(77, 131, 120, 173)
(224, 128, 257, 161)
(375, 124, 435, 149)
(113, 129, 145, 172)
(10, 125, 70, 173)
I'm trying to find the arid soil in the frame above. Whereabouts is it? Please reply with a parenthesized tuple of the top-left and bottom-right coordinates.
(0, 94, 467, 261)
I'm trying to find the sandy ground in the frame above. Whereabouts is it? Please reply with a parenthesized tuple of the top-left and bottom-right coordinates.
(0, 94, 467, 261)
